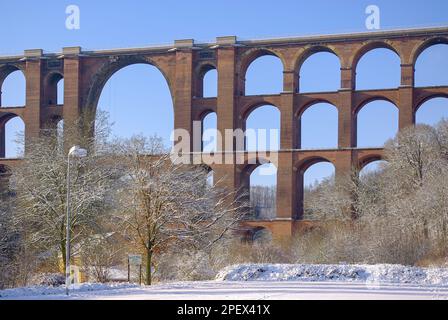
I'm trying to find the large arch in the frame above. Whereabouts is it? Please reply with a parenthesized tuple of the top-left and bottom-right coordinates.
(243, 50, 284, 96)
(0, 66, 26, 107)
(354, 44, 401, 90)
(415, 43, 448, 87)
(299, 102, 338, 149)
(416, 97, 448, 126)
(245, 104, 280, 152)
(97, 63, 174, 146)
(85, 56, 174, 113)
(356, 99, 399, 147)
(298, 49, 341, 93)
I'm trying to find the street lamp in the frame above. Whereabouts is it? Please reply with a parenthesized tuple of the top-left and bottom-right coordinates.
(65, 146, 87, 296)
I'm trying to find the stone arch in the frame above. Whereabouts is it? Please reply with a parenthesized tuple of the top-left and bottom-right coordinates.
(194, 62, 217, 98)
(198, 108, 216, 121)
(295, 46, 341, 93)
(44, 71, 64, 105)
(411, 36, 448, 65)
(239, 48, 285, 95)
(0, 113, 25, 158)
(295, 156, 333, 174)
(94, 59, 174, 145)
(239, 159, 278, 220)
(414, 39, 448, 87)
(239, 157, 276, 190)
(354, 96, 397, 116)
(240, 48, 286, 77)
(358, 156, 388, 180)
(415, 93, 448, 113)
(201, 111, 217, 153)
(85, 55, 174, 112)
(241, 100, 280, 121)
(295, 98, 337, 118)
(352, 41, 402, 90)
(358, 154, 384, 170)
(355, 99, 399, 148)
(250, 165, 277, 219)
(415, 96, 448, 126)
(295, 46, 340, 73)
(0, 64, 26, 107)
(351, 41, 402, 71)
(244, 104, 281, 152)
(0, 64, 26, 86)
(298, 101, 338, 149)
(295, 156, 334, 219)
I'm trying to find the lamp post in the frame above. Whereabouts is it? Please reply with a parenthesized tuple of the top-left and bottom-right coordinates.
(65, 146, 87, 296)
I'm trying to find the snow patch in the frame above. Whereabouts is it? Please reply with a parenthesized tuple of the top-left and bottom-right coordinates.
(0, 282, 139, 298)
(216, 264, 448, 285)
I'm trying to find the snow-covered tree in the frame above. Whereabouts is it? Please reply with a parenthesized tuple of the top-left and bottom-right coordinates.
(113, 135, 246, 285)
(10, 111, 122, 269)
(0, 193, 18, 288)
(302, 121, 448, 264)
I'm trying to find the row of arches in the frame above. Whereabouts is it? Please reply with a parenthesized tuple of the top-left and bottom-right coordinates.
(0, 117, 64, 159)
(205, 156, 386, 220)
(1, 78, 447, 159)
(199, 97, 447, 152)
(0, 68, 64, 107)
(196, 42, 448, 97)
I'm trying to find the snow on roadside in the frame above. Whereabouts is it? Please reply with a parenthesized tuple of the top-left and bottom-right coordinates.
(3, 264, 448, 298)
(0, 282, 139, 298)
(216, 264, 448, 285)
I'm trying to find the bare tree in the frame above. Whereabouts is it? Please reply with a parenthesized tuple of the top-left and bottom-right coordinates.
(304, 174, 353, 221)
(10, 111, 121, 269)
(113, 135, 245, 285)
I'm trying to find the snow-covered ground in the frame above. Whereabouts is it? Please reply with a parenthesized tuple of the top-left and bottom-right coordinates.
(217, 263, 448, 285)
(1, 281, 447, 300)
(1, 264, 448, 300)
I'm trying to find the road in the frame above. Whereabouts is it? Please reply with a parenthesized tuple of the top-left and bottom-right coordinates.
(7, 281, 448, 300)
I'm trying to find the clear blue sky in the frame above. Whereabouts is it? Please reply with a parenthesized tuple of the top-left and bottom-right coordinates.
(1, 0, 448, 187)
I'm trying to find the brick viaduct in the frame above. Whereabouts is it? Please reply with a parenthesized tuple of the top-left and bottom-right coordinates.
(1, 27, 448, 239)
